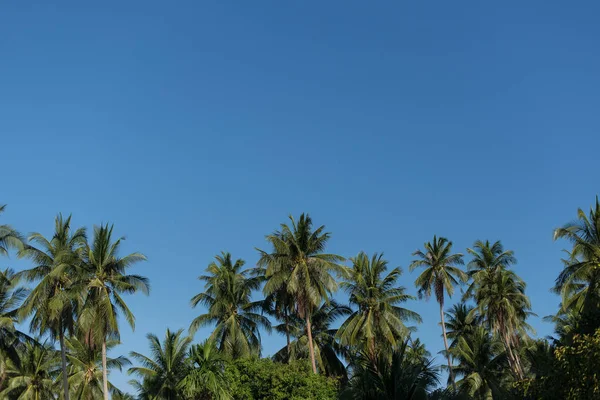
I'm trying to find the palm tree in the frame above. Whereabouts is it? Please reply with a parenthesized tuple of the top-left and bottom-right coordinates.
(65, 336, 131, 400)
(470, 267, 532, 379)
(189, 252, 270, 358)
(445, 303, 481, 349)
(273, 300, 351, 378)
(466, 241, 532, 379)
(79, 224, 149, 400)
(338, 252, 421, 364)
(0, 204, 23, 257)
(17, 214, 86, 400)
(0, 268, 28, 391)
(129, 328, 192, 400)
(410, 235, 466, 389)
(261, 283, 294, 359)
(257, 234, 295, 359)
(180, 340, 231, 400)
(0, 341, 60, 400)
(342, 340, 440, 400)
(259, 213, 345, 374)
(450, 327, 508, 400)
(554, 197, 600, 334)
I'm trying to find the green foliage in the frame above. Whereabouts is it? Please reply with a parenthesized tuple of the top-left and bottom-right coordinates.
(0, 341, 60, 399)
(450, 327, 509, 399)
(553, 329, 600, 399)
(65, 336, 130, 399)
(0, 268, 28, 383)
(181, 340, 231, 400)
(341, 340, 439, 400)
(226, 358, 338, 400)
(514, 329, 600, 399)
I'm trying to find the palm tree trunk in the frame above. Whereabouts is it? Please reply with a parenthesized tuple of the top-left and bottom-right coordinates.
(102, 339, 109, 400)
(368, 336, 377, 369)
(305, 315, 317, 374)
(0, 371, 6, 392)
(440, 303, 457, 391)
(285, 309, 291, 360)
(59, 330, 71, 400)
(510, 334, 524, 379)
(504, 332, 523, 379)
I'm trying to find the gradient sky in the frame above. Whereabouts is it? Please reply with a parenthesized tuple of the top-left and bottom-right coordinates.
(1, 0, 599, 393)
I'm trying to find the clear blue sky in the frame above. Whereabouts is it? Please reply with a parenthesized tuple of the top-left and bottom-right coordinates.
(1, 0, 599, 393)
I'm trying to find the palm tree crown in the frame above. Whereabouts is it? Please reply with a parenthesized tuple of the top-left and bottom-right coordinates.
(65, 336, 131, 400)
(0, 205, 23, 257)
(554, 197, 600, 333)
(189, 252, 269, 358)
(450, 326, 508, 400)
(129, 328, 192, 400)
(338, 252, 420, 362)
(0, 268, 28, 391)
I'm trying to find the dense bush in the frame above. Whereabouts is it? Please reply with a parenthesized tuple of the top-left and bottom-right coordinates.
(514, 329, 600, 399)
(225, 358, 339, 400)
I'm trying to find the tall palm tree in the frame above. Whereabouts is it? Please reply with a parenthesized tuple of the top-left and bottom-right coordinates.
(189, 252, 270, 358)
(0, 204, 23, 257)
(450, 327, 508, 400)
(0, 341, 60, 400)
(65, 336, 131, 400)
(0, 268, 28, 391)
(257, 233, 294, 359)
(129, 328, 192, 400)
(469, 267, 531, 379)
(17, 214, 86, 400)
(466, 241, 531, 379)
(259, 213, 345, 374)
(338, 252, 421, 364)
(554, 197, 600, 333)
(410, 236, 466, 389)
(180, 340, 231, 400)
(79, 224, 149, 400)
(273, 300, 351, 378)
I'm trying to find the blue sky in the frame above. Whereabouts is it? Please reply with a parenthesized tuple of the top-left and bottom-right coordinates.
(1, 0, 599, 393)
